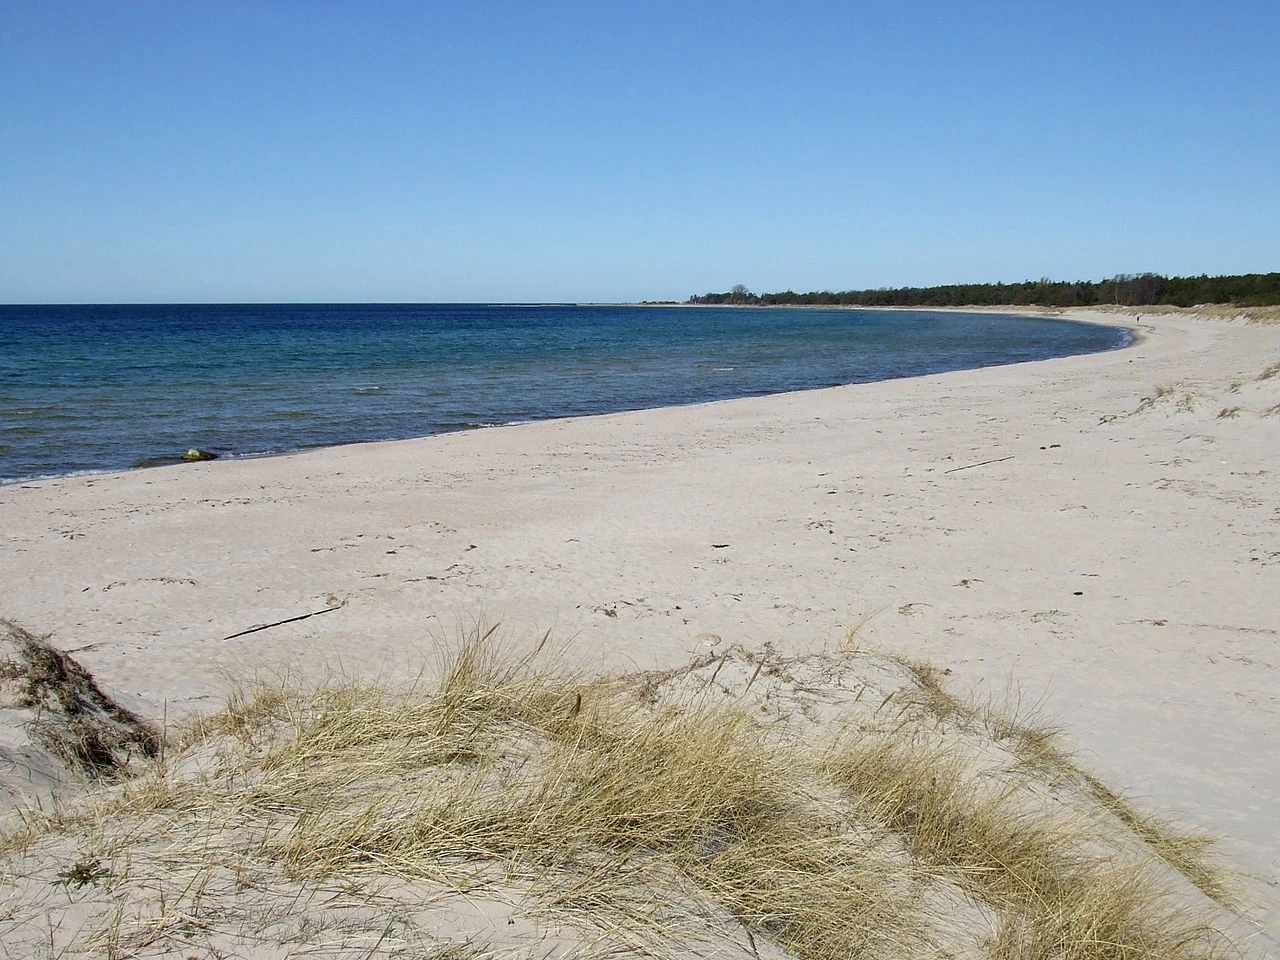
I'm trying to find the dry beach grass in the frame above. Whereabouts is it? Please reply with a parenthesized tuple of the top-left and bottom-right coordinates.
(0, 626, 1248, 959)
(1098, 305, 1280, 325)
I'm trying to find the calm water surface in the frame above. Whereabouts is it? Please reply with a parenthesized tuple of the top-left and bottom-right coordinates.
(0, 304, 1128, 482)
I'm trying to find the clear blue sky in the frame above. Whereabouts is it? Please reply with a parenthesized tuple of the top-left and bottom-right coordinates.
(2, 1, 1276, 303)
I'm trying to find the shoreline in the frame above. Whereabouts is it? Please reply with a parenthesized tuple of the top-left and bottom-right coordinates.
(2, 308, 1277, 937)
(0, 305, 1134, 488)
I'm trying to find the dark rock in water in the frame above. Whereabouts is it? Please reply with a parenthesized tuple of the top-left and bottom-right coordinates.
(182, 448, 218, 462)
(0, 620, 159, 807)
(132, 455, 178, 469)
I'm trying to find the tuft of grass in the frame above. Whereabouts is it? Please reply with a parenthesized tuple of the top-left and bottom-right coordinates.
(977, 689, 1066, 771)
(1131, 385, 1175, 417)
(52, 857, 109, 889)
(822, 643, 1239, 924)
(1079, 773, 1237, 909)
(424, 946, 490, 960)
(690, 822, 932, 960)
(900, 659, 965, 722)
(824, 736, 1229, 960)
(834, 605, 888, 655)
(182, 674, 295, 746)
(1216, 406, 1242, 419)
(967, 685, 1235, 911)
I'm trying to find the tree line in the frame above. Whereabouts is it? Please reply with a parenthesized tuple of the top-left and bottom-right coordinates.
(687, 272, 1280, 308)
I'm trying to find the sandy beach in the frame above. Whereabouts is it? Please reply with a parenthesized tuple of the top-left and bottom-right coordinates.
(2, 307, 1278, 951)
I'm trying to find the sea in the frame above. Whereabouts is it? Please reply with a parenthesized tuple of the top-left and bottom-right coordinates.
(0, 303, 1129, 484)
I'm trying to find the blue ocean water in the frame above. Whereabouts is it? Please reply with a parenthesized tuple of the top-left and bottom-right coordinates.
(0, 304, 1128, 483)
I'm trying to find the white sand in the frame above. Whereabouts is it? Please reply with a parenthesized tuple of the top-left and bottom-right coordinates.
(2, 308, 1278, 934)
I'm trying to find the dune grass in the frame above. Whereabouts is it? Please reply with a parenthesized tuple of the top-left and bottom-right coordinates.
(825, 735, 1225, 960)
(1096, 304, 1280, 325)
(880, 648, 1236, 913)
(188, 636, 935, 958)
(0, 628, 1242, 959)
(1078, 772, 1237, 910)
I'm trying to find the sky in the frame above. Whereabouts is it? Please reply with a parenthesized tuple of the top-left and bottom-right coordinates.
(1, 1, 1277, 303)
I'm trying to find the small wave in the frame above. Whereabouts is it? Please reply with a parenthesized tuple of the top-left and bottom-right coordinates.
(1, 466, 117, 486)
(354, 385, 382, 395)
(434, 419, 524, 432)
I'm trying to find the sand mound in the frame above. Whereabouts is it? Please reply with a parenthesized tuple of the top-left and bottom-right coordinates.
(1, 627, 1266, 960)
(0, 620, 159, 809)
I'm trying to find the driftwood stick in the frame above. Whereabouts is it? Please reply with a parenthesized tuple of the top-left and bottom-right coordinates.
(223, 605, 339, 641)
(944, 455, 1014, 475)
